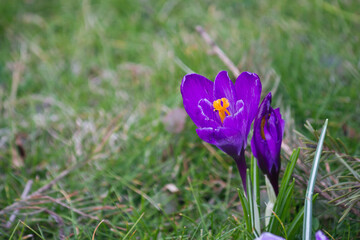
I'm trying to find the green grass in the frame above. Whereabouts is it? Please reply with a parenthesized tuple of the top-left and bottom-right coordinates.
(0, 0, 359, 239)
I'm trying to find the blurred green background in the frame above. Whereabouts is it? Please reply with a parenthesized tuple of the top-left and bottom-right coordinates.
(0, 0, 359, 239)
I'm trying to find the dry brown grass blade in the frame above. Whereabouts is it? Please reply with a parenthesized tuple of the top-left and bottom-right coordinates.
(0, 113, 125, 217)
(5, 180, 33, 228)
(19, 207, 65, 240)
(195, 26, 240, 77)
(92, 219, 105, 240)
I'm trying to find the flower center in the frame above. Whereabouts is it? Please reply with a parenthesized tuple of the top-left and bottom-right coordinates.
(213, 98, 231, 123)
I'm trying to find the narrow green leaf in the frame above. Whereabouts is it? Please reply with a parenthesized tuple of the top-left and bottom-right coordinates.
(279, 148, 300, 198)
(327, 134, 340, 151)
(336, 153, 360, 181)
(251, 155, 260, 207)
(303, 119, 328, 240)
(338, 201, 357, 222)
(123, 212, 145, 240)
(270, 209, 287, 239)
(287, 194, 318, 239)
(336, 138, 349, 154)
(267, 148, 300, 233)
(279, 179, 295, 221)
(246, 169, 260, 237)
(238, 188, 251, 233)
(251, 155, 261, 234)
(265, 176, 276, 228)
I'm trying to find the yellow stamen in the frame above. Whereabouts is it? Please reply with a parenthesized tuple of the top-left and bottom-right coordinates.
(213, 98, 231, 123)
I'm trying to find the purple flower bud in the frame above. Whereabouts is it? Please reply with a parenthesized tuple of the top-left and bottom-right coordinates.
(181, 71, 262, 189)
(315, 230, 329, 240)
(255, 232, 285, 240)
(251, 92, 285, 195)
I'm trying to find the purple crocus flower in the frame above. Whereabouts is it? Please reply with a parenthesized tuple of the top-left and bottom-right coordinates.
(180, 71, 262, 189)
(251, 92, 285, 195)
(255, 232, 285, 240)
(315, 230, 329, 240)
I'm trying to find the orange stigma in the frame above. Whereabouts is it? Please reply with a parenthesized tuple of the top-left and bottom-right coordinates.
(213, 98, 231, 123)
(260, 114, 271, 140)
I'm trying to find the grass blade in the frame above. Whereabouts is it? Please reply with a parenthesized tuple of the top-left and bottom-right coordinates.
(238, 188, 251, 233)
(123, 212, 145, 240)
(251, 155, 261, 234)
(246, 168, 261, 237)
(303, 119, 328, 240)
(268, 148, 300, 233)
(287, 194, 319, 239)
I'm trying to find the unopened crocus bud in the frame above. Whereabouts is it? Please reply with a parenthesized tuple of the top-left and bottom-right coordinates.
(251, 92, 285, 195)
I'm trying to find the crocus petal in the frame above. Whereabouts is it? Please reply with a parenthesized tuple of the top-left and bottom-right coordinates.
(251, 92, 284, 195)
(198, 99, 221, 126)
(315, 231, 329, 240)
(273, 108, 285, 142)
(235, 71, 262, 133)
(196, 127, 239, 152)
(214, 71, 237, 113)
(255, 232, 285, 240)
(256, 92, 272, 119)
(264, 113, 280, 169)
(251, 128, 270, 171)
(181, 73, 214, 128)
(222, 104, 248, 147)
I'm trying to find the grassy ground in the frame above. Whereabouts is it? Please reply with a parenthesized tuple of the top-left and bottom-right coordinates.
(0, 0, 359, 239)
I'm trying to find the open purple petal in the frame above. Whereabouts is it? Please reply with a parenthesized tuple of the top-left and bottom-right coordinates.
(198, 99, 221, 126)
(181, 73, 214, 127)
(315, 231, 329, 240)
(235, 71, 262, 133)
(255, 232, 285, 240)
(196, 126, 239, 150)
(222, 106, 248, 147)
(214, 71, 237, 113)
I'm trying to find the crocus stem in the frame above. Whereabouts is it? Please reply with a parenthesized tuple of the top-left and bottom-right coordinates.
(268, 172, 279, 196)
(265, 175, 277, 228)
(233, 148, 247, 193)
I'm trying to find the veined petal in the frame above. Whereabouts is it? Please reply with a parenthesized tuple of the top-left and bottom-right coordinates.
(222, 104, 248, 147)
(214, 71, 237, 113)
(196, 127, 243, 157)
(198, 99, 221, 126)
(181, 73, 214, 127)
(235, 72, 262, 133)
(274, 108, 285, 142)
